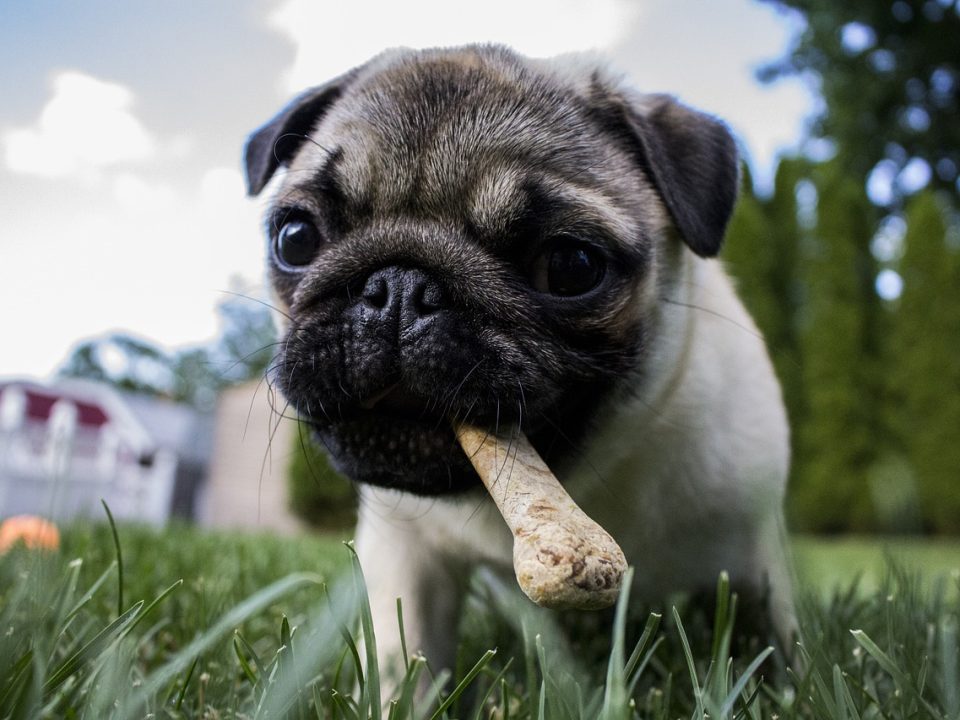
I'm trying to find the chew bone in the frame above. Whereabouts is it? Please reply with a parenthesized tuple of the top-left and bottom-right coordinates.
(454, 423, 627, 610)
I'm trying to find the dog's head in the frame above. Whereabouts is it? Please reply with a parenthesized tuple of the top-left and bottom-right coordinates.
(244, 45, 738, 495)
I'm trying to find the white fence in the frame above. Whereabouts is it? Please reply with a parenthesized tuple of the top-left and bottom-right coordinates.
(0, 401, 176, 525)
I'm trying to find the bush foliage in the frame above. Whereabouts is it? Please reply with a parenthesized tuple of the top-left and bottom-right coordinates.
(287, 421, 358, 529)
(726, 168, 960, 533)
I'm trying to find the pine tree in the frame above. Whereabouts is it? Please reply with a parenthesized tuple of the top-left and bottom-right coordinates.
(889, 192, 960, 532)
(724, 167, 781, 354)
(725, 161, 805, 415)
(760, 0, 960, 209)
(725, 159, 809, 523)
(761, 158, 808, 437)
(793, 166, 878, 531)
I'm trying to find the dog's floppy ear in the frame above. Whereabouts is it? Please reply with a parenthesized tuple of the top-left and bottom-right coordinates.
(616, 93, 739, 258)
(244, 73, 356, 196)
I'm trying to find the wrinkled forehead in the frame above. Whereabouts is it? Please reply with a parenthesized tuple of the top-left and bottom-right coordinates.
(275, 52, 665, 246)
(285, 55, 601, 205)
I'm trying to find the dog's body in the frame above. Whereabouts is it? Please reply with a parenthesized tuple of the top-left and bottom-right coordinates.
(244, 45, 793, 673)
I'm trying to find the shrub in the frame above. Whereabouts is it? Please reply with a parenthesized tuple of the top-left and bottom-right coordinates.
(287, 422, 357, 529)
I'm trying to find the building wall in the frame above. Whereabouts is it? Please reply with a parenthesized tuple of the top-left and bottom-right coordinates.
(198, 381, 304, 535)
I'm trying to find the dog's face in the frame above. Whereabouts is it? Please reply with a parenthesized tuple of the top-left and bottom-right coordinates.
(244, 45, 738, 495)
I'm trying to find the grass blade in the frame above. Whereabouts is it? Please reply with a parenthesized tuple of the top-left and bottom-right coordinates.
(471, 657, 513, 720)
(720, 646, 773, 718)
(122, 578, 183, 639)
(173, 655, 199, 712)
(390, 655, 427, 719)
(625, 611, 662, 682)
(0, 649, 34, 710)
(733, 678, 764, 720)
(331, 689, 360, 720)
(63, 560, 117, 622)
(43, 600, 144, 692)
(672, 606, 704, 717)
(345, 543, 381, 719)
(429, 649, 496, 720)
(397, 596, 409, 672)
(850, 629, 906, 685)
(100, 499, 124, 617)
(120, 571, 322, 717)
(711, 571, 731, 661)
(49, 558, 83, 629)
(941, 617, 959, 719)
(233, 634, 259, 687)
(600, 566, 634, 720)
(339, 620, 365, 693)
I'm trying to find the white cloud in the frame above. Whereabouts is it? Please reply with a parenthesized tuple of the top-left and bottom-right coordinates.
(0, 166, 267, 379)
(606, 0, 814, 194)
(0, 67, 273, 379)
(111, 172, 177, 213)
(3, 71, 156, 179)
(268, 0, 642, 92)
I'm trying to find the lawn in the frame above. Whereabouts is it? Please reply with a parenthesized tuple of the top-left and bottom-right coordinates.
(794, 534, 960, 597)
(1, 521, 958, 719)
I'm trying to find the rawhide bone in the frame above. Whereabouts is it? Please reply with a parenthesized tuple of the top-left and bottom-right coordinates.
(454, 423, 627, 610)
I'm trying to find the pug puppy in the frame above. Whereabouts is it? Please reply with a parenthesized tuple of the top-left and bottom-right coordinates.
(244, 44, 793, 674)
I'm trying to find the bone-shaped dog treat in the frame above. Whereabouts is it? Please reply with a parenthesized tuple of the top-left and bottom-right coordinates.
(454, 423, 627, 610)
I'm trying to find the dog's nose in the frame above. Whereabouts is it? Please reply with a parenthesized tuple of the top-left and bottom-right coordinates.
(360, 266, 444, 328)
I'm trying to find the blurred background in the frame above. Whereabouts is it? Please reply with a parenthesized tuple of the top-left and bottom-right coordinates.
(1, 0, 957, 536)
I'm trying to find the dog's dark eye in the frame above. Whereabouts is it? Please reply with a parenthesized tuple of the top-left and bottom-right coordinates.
(275, 219, 323, 268)
(531, 240, 606, 297)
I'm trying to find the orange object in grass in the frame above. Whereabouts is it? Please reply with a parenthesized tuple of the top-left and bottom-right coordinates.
(0, 515, 61, 553)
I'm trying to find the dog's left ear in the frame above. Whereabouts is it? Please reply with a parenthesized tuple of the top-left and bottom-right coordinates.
(244, 70, 358, 196)
(608, 93, 739, 258)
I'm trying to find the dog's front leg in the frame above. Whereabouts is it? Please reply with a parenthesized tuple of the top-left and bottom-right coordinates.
(355, 507, 466, 685)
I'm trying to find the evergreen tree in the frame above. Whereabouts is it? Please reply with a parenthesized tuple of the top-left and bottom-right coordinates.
(56, 290, 276, 409)
(889, 192, 960, 532)
(725, 161, 804, 407)
(760, 0, 960, 209)
(793, 166, 878, 531)
(725, 159, 809, 515)
(761, 158, 809, 433)
(724, 168, 781, 353)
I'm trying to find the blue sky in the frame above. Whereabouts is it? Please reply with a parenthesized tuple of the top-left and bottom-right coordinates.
(0, 0, 813, 379)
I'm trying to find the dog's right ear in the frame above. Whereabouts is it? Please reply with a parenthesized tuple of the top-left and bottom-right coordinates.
(244, 74, 355, 196)
(587, 84, 739, 258)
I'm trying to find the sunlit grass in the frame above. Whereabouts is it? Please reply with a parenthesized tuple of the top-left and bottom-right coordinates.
(794, 534, 960, 598)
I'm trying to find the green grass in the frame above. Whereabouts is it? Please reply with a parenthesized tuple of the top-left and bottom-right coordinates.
(1, 521, 958, 719)
(794, 534, 960, 598)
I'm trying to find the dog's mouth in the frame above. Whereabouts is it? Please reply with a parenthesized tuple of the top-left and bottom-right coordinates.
(356, 383, 431, 414)
(296, 374, 611, 496)
(303, 384, 503, 495)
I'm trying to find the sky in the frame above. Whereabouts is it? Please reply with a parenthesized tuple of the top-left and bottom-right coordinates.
(0, 0, 814, 380)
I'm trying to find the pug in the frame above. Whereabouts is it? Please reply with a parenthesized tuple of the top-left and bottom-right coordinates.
(244, 44, 794, 674)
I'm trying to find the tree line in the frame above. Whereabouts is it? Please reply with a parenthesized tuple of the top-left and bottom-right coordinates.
(725, 159, 959, 533)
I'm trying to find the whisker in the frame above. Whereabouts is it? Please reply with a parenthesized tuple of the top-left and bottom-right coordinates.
(535, 412, 621, 503)
(215, 342, 284, 381)
(516, 382, 527, 433)
(216, 288, 292, 322)
(660, 296, 763, 340)
(258, 394, 292, 524)
(244, 369, 273, 443)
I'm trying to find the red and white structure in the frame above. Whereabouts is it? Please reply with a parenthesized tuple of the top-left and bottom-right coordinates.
(0, 378, 178, 524)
